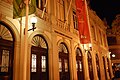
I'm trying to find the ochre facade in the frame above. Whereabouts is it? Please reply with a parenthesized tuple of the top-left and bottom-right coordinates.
(0, 0, 113, 80)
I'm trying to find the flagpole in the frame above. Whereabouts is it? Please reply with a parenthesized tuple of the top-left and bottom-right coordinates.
(41, 0, 48, 18)
(65, 0, 72, 21)
(23, 0, 29, 80)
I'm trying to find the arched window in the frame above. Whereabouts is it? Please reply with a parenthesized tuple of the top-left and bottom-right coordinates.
(31, 35, 48, 80)
(96, 54, 100, 80)
(59, 42, 70, 80)
(76, 48, 84, 80)
(87, 51, 94, 80)
(0, 22, 14, 80)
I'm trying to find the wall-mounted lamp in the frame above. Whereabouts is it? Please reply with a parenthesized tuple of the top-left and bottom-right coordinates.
(112, 54, 115, 58)
(83, 43, 92, 52)
(28, 16, 37, 31)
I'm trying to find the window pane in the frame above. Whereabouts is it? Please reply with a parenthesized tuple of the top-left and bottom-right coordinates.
(73, 11, 78, 30)
(64, 59, 68, 72)
(79, 61, 82, 72)
(59, 58, 62, 72)
(57, 0, 65, 21)
(76, 61, 78, 71)
(1, 50, 9, 72)
(42, 56, 46, 72)
(31, 54, 37, 72)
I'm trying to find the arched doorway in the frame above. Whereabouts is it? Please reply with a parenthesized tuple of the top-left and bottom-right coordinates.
(96, 54, 100, 80)
(30, 35, 49, 80)
(59, 42, 70, 80)
(0, 22, 14, 80)
(76, 48, 84, 80)
(87, 51, 94, 80)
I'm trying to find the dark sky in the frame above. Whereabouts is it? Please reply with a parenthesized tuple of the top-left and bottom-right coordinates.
(90, 0, 120, 27)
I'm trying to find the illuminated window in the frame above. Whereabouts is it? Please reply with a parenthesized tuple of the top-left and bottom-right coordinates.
(31, 54, 37, 72)
(41, 56, 46, 72)
(59, 58, 62, 72)
(79, 61, 82, 72)
(1, 50, 9, 72)
(64, 59, 68, 72)
(76, 62, 78, 71)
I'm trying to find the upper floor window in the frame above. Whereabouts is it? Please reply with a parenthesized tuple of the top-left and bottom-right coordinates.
(99, 30, 103, 45)
(91, 26, 96, 41)
(36, 0, 46, 10)
(57, 0, 65, 21)
(73, 10, 78, 30)
(103, 34, 107, 47)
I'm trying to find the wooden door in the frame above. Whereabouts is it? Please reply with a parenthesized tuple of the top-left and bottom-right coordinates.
(0, 23, 14, 80)
(59, 43, 70, 80)
(96, 54, 100, 80)
(30, 35, 48, 80)
(76, 48, 84, 80)
(0, 39, 13, 80)
(87, 51, 94, 80)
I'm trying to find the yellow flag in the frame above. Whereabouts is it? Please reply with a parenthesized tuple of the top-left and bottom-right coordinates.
(13, 0, 36, 18)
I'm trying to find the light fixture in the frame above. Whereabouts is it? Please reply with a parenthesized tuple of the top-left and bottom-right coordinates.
(83, 43, 92, 52)
(28, 16, 37, 31)
(112, 54, 115, 58)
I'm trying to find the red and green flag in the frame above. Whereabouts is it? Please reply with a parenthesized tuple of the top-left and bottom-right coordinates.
(75, 0, 91, 44)
(13, 0, 36, 18)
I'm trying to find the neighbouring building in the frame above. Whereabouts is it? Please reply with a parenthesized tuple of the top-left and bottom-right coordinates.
(106, 14, 120, 75)
(0, 0, 113, 80)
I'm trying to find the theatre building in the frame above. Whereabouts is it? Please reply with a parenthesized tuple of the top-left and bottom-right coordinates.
(0, 0, 113, 80)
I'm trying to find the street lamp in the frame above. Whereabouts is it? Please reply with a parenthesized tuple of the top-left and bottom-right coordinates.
(28, 16, 37, 31)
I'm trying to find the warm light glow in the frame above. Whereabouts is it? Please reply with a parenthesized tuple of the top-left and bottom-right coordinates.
(30, 16, 37, 24)
(83, 43, 92, 51)
(89, 43, 92, 48)
(112, 54, 115, 57)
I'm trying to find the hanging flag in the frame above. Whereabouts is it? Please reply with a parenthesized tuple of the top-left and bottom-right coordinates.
(13, 0, 36, 18)
(75, 0, 91, 44)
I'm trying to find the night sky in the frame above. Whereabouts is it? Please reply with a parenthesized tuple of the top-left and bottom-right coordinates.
(90, 0, 120, 27)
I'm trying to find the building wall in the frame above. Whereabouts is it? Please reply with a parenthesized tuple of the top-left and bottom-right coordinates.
(0, 0, 113, 80)
(107, 14, 120, 77)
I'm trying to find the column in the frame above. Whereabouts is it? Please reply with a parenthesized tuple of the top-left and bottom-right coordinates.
(13, 41, 20, 80)
(83, 51, 90, 80)
(52, 32, 59, 80)
(69, 40, 77, 80)
(92, 52, 99, 80)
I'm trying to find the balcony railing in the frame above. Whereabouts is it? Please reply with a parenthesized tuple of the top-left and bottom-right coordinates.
(56, 19, 70, 32)
(36, 9, 50, 23)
